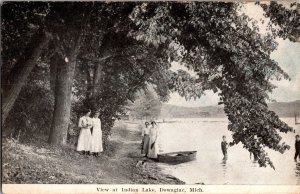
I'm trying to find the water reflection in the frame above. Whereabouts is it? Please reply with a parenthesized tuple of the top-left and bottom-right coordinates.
(221, 157, 227, 173)
(221, 157, 228, 184)
(295, 163, 300, 184)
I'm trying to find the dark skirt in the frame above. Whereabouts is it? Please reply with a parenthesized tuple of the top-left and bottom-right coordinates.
(141, 135, 150, 155)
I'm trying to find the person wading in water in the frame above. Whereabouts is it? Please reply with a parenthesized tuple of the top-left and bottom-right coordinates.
(221, 135, 229, 160)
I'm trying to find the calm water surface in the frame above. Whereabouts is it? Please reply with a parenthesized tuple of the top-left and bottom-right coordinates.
(157, 117, 300, 184)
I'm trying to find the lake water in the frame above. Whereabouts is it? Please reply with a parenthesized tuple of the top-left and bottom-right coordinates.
(157, 117, 300, 185)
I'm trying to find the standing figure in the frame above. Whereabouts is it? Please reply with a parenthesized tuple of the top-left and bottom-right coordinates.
(141, 122, 150, 156)
(221, 135, 228, 160)
(76, 109, 92, 155)
(148, 121, 159, 159)
(295, 135, 300, 162)
(91, 111, 103, 157)
(251, 135, 259, 161)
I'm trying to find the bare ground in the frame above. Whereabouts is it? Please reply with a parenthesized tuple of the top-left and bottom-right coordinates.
(2, 121, 184, 184)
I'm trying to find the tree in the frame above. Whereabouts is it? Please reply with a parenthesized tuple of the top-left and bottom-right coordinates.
(47, 2, 138, 145)
(3, 58, 54, 140)
(127, 86, 162, 120)
(2, 31, 51, 124)
(1, 2, 51, 125)
(130, 2, 294, 168)
(45, 3, 91, 145)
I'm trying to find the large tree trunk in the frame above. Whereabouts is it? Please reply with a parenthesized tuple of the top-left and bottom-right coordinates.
(2, 31, 51, 125)
(48, 37, 82, 145)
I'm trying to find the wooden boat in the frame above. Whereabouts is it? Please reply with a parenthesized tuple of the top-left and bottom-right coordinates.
(157, 151, 197, 164)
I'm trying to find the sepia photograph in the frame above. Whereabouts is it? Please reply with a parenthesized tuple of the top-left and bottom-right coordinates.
(1, 1, 300, 193)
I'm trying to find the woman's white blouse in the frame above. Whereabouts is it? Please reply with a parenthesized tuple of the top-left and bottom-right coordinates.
(78, 116, 92, 128)
(92, 118, 101, 129)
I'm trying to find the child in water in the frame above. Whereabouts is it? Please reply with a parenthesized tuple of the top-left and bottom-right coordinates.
(221, 135, 229, 159)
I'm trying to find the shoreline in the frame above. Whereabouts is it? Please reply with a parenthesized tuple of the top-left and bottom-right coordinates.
(110, 120, 185, 184)
(2, 120, 184, 184)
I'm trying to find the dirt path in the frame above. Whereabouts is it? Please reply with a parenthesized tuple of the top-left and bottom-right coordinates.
(2, 121, 184, 184)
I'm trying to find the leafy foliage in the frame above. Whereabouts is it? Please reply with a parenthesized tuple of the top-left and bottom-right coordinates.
(3, 61, 54, 140)
(1, 2, 50, 86)
(127, 87, 162, 120)
(260, 2, 300, 42)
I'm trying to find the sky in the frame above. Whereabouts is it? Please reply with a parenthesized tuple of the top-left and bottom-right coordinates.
(167, 3, 300, 107)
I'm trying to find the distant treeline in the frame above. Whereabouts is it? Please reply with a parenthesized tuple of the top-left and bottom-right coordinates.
(161, 100, 300, 118)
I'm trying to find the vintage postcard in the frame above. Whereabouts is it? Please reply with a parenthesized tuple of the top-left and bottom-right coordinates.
(1, 1, 300, 194)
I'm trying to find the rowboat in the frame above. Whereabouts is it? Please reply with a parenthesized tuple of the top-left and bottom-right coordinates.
(157, 151, 197, 164)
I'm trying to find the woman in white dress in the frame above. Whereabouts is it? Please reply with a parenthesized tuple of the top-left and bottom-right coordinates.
(76, 109, 92, 155)
(91, 111, 103, 157)
(148, 121, 159, 159)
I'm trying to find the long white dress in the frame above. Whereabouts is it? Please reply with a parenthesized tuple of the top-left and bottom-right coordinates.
(148, 125, 159, 159)
(76, 116, 92, 152)
(90, 117, 103, 153)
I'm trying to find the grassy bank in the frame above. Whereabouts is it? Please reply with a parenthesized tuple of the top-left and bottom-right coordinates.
(2, 121, 184, 184)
